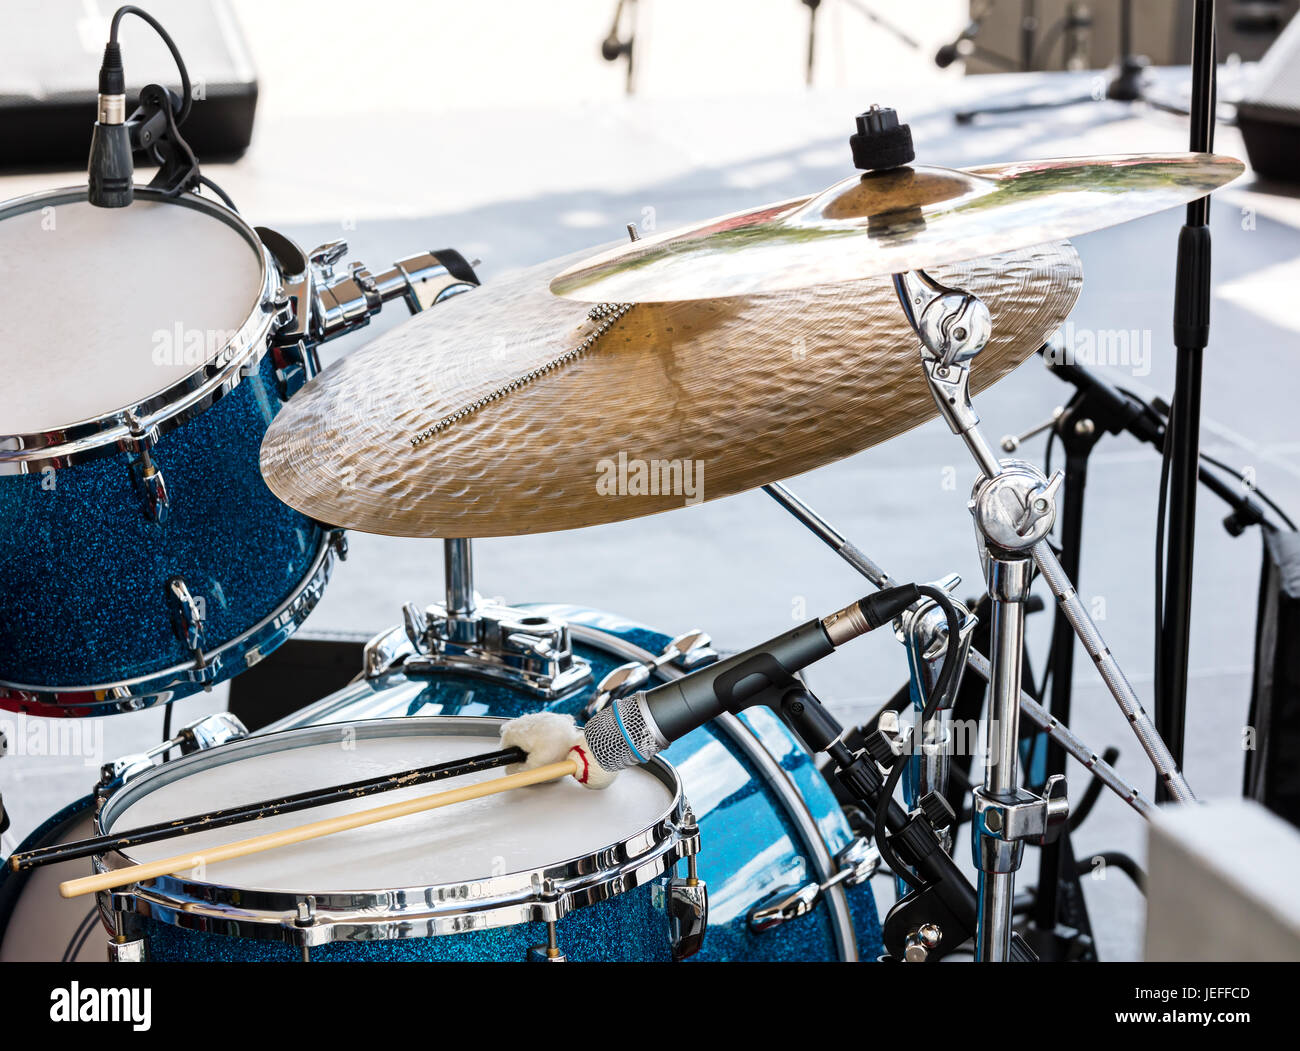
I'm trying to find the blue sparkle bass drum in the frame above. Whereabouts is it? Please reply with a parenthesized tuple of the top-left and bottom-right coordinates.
(2, 607, 883, 962)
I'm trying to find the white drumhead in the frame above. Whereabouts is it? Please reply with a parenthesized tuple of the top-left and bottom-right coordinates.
(107, 729, 675, 893)
(0, 193, 264, 434)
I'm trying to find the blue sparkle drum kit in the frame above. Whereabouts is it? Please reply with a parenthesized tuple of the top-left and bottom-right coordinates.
(0, 24, 1254, 964)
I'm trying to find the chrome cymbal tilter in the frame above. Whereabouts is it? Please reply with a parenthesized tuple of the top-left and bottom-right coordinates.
(397, 539, 593, 699)
(894, 265, 1194, 960)
(763, 480, 1155, 821)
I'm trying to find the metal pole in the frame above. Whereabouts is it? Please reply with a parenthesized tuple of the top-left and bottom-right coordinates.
(444, 538, 476, 617)
(1156, 0, 1217, 793)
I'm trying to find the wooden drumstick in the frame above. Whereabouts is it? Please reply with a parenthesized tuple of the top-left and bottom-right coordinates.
(60, 757, 581, 899)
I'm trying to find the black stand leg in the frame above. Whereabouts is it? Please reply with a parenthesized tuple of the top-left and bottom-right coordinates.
(1155, 1, 1217, 798)
(1024, 421, 1100, 960)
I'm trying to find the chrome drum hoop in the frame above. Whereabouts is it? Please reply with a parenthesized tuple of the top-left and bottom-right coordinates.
(0, 528, 340, 717)
(94, 716, 698, 947)
(0, 186, 279, 474)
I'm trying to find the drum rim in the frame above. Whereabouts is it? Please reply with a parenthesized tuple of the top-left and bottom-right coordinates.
(0, 186, 279, 474)
(0, 526, 341, 717)
(93, 715, 696, 946)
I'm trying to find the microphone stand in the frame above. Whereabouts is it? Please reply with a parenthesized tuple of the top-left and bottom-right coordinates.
(954, 0, 1189, 125)
(1022, 338, 1278, 954)
(1156, 0, 1218, 799)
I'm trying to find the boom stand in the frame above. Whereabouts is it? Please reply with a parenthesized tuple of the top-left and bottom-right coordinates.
(890, 267, 1194, 959)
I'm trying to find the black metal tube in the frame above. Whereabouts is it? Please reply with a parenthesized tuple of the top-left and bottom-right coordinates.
(1033, 442, 1089, 931)
(9, 746, 525, 872)
(1156, 0, 1217, 794)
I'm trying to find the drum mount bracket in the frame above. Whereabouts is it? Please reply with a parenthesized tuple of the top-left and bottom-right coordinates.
(365, 539, 593, 699)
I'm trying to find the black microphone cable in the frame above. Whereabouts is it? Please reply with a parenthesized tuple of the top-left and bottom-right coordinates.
(108, 5, 193, 125)
(873, 584, 962, 891)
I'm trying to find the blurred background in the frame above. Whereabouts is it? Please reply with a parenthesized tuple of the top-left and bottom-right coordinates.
(3, 0, 1300, 960)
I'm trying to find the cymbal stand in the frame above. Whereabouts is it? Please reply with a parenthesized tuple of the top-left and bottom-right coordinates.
(888, 266, 1194, 959)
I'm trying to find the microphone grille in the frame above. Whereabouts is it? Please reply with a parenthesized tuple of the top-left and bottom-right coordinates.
(582, 694, 661, 771)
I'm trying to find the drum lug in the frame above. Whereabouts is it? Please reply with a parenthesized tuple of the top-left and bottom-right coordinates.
(127, 454, 170, 524)
(656, 866, 709, 961)
(165, 576, 208, 670)
(107, 909, 145, 963)
(747, 838, 879, 933)
(583, 629, 718, 718)
(123, 412, 170, 524)
(527, 920, 566, 962)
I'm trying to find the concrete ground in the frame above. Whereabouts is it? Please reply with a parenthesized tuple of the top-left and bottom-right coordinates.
(3, 1, 1299, 961)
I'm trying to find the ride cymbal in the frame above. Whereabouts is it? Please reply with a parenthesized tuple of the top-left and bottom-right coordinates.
(549, 153, 1241, 303)
(260, 240, 1081, 538)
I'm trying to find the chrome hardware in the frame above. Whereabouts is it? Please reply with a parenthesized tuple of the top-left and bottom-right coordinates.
(835, 836, 881, 886)
(176, 712, 247, 754)
(749, 880, 821, 932)
(107, 937, 145, 963)
(98, 712, 249, 793)
(132, 460, 170, 524)
(748, 837, 879, 932)
(403, 600, 593, 699)
(655, 811, 708, 960)
(893, 269, 991, 368)
(970, 460, 1062, 557)
(107, 906, 144, 962)
(896, 581, 977, 851)
(124, 412, 170, 523)
(367, 252, 478, 315)
(903, 923, 943, 963)
(527, 921, 566, 962)
(1001, 407, 1063, 453)
(165, 576, 206, 669)
(583, 629, 716, 717)
(657, 872, 709, 961)
(272, 339, 320, 401)
(309, 240, 382, 341)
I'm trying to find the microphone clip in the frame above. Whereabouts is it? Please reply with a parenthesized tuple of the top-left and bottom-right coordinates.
(129, 83, 202, 198)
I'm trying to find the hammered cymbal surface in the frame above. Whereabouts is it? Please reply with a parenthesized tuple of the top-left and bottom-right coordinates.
(550, 153, 1241, 302)
(261, 240, 1082, 538)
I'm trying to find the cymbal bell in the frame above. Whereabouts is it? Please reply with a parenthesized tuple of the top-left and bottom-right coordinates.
(549, 153, 1242, 303)
(260, 240, 1082, 538)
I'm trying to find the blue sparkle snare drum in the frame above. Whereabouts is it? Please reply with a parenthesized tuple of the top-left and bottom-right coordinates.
(31, 608, 881, 962)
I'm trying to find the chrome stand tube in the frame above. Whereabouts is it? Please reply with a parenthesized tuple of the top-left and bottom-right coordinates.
(444, 538, 476, 617)
(975, 557, 1033, 961)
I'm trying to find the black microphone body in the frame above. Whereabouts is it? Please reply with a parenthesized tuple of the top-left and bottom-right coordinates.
(584, 585, 920, 768)
(647, 616, 834, 741)
(88, 40, 133, 207)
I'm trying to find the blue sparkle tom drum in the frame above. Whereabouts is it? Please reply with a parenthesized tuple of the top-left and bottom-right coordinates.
(0, 186, 339, 715)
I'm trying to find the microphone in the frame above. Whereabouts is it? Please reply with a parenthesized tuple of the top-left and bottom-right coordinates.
(583, 585, 921, 769)
(88, 40, 133, 207)
(934, 15, 983, 69)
